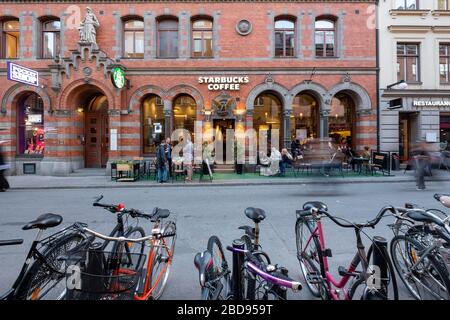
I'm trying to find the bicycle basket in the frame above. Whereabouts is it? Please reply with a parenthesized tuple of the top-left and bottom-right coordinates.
(64, 247, 146, 299)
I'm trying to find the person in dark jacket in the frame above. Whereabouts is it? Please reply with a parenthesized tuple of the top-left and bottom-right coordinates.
(155, 139, 168, 183)
(0, 143, 10, 191)
(165, 137, 173, 178)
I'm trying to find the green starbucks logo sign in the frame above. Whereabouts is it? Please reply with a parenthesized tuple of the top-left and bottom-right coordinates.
(111, 67, 125, 89)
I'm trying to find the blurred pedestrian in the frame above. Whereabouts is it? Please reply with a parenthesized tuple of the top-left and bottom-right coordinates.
(411, 141, 431, 190)
(165, 137, 172, 178)
(182, 134, 193, 182)
(0, 141, 10, 191)
(279, 148, 293, 177)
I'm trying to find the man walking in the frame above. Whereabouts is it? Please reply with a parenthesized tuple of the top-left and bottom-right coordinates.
(165, 137, 173, 178)
(156, 139, 168, 183)
(182, 134, 194, 182)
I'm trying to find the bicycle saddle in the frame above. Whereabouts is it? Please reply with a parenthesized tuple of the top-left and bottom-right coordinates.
(303, 201, 328, 212)
(194, 250, 213, 287)
(22, 213, 63, 230)
(406, 210, 445, 228)
(151, 208, 170, 221)
(434, 194, 450, 209)
(244, 207, 266, 223)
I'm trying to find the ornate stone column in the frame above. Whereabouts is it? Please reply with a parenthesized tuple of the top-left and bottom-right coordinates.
(283, 109, 292, 148)
(320, 109, 330, 138)
(164, 109, 172, 139)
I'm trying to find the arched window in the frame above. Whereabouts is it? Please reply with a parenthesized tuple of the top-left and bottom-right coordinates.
(42, 19, 61, 58)
(1, 19, 19, 59)
(329, 93, 355, 146)
(142, 95, 165, 154)
(158, 18, 178, 58)
(17, 93, 45, 155)
(192, 19, 213, 58)
(275, 18, 295, 57)
(173, 95, 196, 135)
(123, 19, 144, 58)
(290, 93, 320, 141)
(253, 93, 282, 148)
(315, 18, 336, 57)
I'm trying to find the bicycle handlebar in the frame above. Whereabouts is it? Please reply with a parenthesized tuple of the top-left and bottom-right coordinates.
(0, 239, 23, 247)
(298, 205, 397, 229)
(93, 196, 154, 220)
(82, 226, 176, 243)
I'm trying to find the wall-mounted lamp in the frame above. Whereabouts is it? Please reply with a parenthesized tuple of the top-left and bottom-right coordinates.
(387, 79, 408, 90)
(77, 107, 84, 113)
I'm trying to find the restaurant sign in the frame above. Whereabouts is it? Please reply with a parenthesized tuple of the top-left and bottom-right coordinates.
(7, 62, 39, 87)
(199, 76, 249, 91)
(413, 100, 450, 107)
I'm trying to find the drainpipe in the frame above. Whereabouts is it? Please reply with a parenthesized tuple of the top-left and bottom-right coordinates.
(376, 2, 380, 153)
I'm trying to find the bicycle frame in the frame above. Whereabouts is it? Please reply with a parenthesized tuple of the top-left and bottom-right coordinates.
(302, 217, 371, 300)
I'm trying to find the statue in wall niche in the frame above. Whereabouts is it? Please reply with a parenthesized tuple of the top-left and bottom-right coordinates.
(78, 7, 100, 45)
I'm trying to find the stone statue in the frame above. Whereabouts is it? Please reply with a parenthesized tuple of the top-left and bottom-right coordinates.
(78, 7, 100, 45)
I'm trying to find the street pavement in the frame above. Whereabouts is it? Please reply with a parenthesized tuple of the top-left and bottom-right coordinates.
(0, 180, 449, 300)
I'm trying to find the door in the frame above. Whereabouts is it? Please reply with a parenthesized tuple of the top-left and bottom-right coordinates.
(213, 119, 235, 163)
(85, 112, 109, 168)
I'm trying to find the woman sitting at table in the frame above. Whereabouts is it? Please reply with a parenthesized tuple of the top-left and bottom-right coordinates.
(260, 147, 282, 177)
(279, 148, 293, 177)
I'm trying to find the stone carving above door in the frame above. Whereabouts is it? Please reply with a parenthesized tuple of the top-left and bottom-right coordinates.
(212, 92, 237, 118)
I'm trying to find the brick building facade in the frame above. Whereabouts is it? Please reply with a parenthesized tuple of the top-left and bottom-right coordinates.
(0, 0, 377, 175)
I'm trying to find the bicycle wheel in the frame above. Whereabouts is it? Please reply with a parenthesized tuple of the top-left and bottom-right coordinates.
(122, 226, 146, 271)
(206, 235, 230, 300)
(295, 217, 325, 298)
(15, 232, 85, 300)
(147, 220, 176, 299)
(390, 235, 450, 300)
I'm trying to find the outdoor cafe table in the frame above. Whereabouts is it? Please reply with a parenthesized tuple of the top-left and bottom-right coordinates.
(352, 157, 370, 174)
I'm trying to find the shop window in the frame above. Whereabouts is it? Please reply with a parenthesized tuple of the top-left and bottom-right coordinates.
(440, 44, 450, 84)
(440, 114, 450, 150)
(394, 0, 418, 10)
(192, 18, 213, 58)
(18, 93, 45, 155)
(1, 19, 19, 59)
(397, 43, 420, 83)
(123, 19, 144, 58)
(158, 18, 178, 58)
(274, 18, 295, 57)
(142, 95, 165, 154)
(315, 18, 336, 57)
(42, 19, 61, 59)
(173, 95, 196, 135)
(290, 93, 319, 141)
(329, 94, 355, 147)
(253, 93, 282, 148)
(438, 0, 450, 10)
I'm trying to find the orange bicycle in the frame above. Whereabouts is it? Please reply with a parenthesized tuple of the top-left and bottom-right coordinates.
(64, 206, 176, 300)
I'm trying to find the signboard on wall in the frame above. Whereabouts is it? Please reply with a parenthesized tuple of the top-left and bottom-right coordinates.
(7, 62, 39, 87)
(110, 129, 118, 151)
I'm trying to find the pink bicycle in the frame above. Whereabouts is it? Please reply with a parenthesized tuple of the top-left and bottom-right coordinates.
(295, 201, 399, 300)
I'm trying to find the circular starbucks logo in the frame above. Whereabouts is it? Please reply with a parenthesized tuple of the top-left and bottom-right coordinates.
(111, 67, 125, 89)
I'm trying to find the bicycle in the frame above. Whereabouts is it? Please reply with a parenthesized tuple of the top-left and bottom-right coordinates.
(0, 214, 85, 300)
(64, 205, 176, 300)
(389, 196, 450, 300)
(295, 201, 399, 300)
(194, 207, 302, 300)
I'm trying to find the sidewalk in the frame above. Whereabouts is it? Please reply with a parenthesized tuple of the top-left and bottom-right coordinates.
(5, 169, 450, 190)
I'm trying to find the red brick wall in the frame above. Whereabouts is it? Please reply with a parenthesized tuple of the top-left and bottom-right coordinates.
(0, 1, 377, 169)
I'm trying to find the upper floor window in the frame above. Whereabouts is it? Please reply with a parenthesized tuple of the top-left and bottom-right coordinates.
(440, 44, 450, 83)
(438, 0, 450, 10)
(42, 20, 61, 59)
(123, 19, 144, 58)
(158, 18, 178, 58)
(315, 19, 336, 57)
(274, 19, 295, 57)
(192, 19, 213, 58)
(1, 19, 19, 59)
(397, 43, 420, 83)
(394, 0, 418, 10)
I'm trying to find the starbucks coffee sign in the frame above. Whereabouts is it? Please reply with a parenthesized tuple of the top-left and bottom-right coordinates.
(111, 67, 125, 89)
(198, 76, 249, 91)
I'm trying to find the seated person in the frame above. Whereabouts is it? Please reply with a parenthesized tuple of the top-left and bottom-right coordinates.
(279, 148, 294, 177)
(260, 147, 282, 176)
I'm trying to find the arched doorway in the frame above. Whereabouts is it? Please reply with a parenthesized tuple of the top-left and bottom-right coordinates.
(253, 92, 282, 150)
(329, 93, 355, 147)
(290, 92, 320, 142)
(173, 94, 197, 136)
(142, 94, 165, 154)
(68, 85, 110, 168)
